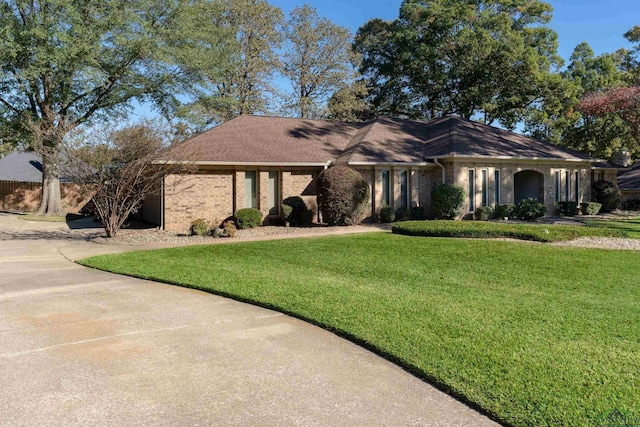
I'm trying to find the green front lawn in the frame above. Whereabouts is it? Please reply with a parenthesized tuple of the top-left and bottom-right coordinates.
(80, 234, 640, 426)
(583, 218, 640, 238)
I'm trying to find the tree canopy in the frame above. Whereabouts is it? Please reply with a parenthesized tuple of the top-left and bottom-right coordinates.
(353, 0, 562, 129)
(0, 0, 222, 215)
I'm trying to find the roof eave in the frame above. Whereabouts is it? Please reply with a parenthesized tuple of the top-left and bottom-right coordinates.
(152, 160, 332, 167)
(430, 155, 593, 164)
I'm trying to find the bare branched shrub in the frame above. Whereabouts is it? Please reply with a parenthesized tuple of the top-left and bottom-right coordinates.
(62, 119, 196, 237)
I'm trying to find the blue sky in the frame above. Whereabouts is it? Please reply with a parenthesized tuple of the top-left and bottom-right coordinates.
(272, 0, 640, 65)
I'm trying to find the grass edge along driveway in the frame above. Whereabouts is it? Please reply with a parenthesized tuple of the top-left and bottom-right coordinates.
(80, 233, 640, 427)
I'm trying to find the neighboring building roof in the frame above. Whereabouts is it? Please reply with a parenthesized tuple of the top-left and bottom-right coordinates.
(592, 161, 629, 170)
(163, 114, 594, 165)
(618, 163, 640, 190)
(0, 151, 43, 182)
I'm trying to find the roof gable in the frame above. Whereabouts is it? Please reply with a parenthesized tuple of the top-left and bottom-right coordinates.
(164, 114, 594, 165)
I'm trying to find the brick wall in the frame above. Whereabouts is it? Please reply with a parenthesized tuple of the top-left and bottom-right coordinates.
(164, 172, 234, 232)
(282, 169, 321, 222)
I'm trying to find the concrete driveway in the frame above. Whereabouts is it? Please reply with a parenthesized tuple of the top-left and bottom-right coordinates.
(0, 213, 498, 426)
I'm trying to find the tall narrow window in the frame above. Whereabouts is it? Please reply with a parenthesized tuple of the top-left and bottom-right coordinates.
(400, 171, 409, 209)
(245, 170, 257, 209)
(468, 169, 476, 212)
(494, 169, 501, 205)
(565, 170, 570, 202)
(598, 171, 604, 181)
(268, 171, 280, 215)
(574, 171, 580, 202)
(381, 170, 391, 206)
(481, 169, 488, 206)
(555, 170, 561, 202)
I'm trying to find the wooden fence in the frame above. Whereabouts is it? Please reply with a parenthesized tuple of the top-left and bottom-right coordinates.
(0, 180, 89, 213)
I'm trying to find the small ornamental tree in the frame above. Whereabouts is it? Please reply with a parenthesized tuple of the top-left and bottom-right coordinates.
(432, 184, 465, 219)
(317, 165, 369, 226)
(62, 120, 194, 238)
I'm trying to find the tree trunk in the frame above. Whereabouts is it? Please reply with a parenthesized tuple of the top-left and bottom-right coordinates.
(36, 152, 65, 216)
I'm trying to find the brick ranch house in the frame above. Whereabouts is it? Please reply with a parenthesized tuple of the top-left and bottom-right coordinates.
(144, 115, 625, 232)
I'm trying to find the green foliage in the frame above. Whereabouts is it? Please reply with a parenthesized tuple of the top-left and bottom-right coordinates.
(353, 0, 561, 127)
(190, 218, 209, 236)
(235, 208, 263, 229)
(622, 198, 640, 210)
(558, 201, 579, 216)
(580, 202, 602, 215)
(281, 5, 356, 119)
(494, 204, 516, 219)
(82, 233, 640, 426)
(515, 198, 547, 221)
(281, 204, 293, 221)
(379, 206, 395, 223)
(317, 165, 370, 226)
(431, 184, 465, 219)
(474, 206, 493, 221)
(283, 196, 313, 226)
(592, 180, 621, 212)
(411, 206, 426, 220)
(392, 220, 625, 242)
(394, 207, 410, 222)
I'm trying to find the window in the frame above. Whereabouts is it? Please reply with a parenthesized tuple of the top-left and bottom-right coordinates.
(574, 171, 580, 202)
(268, 171, 280, 215)
(381, 170, 391, 206)
(468, 169, 475, 212)
(555, 170, 561, 202)
(481, 169, 488, 206)
(245, 170, 257, 209)
(565, 170, 570, 202)
(400, 171, 409, 209)
(494, 169, 501, 205)
(598, 171, 605, 181)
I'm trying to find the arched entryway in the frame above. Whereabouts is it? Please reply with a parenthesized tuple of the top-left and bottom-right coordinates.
(514, 170, 544, 204)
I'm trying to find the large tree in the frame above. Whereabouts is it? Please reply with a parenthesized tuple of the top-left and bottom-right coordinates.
(280, 5, 356, 119)
(0, 0, 217, 216)
(177, 0, 284, 128)
(353, 0, 562, 129)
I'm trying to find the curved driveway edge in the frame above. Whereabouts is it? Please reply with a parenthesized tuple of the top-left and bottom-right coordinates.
(0, 213, 499, 426)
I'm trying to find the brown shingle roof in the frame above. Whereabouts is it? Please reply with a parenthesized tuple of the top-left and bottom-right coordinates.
(618, 163, 640, 190)
(162, 114, 593, 165)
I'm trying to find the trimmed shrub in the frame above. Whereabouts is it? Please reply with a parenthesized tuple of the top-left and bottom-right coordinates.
(379, 206, 395, 223)
(580, 202, 602, 215)
(411, 206, 426, 220)
(622, 198, 640, 210)
(515, 198, 546, 221)
(283, 196, 313, 226)
(281, 204, 293, 223)
(223, 220, 237, 237)
(317, 165, 370, 226)
(474, 206, 494, 221)
(592, 180, 621, 213)
(190, 218, 209, 236)
(432, 183, 465, 219)
(395, 207, 410, 222)
(558, 201, 578, 216)
(235, 208, 263, 229)
(494, 204, 516, 219)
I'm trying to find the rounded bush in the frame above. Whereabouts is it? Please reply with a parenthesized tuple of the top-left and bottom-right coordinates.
(494, 204, 515, 219)
(515, 198, 546, 221)
(379, 206, 395, 223)
(235, 208, 263, 229)
(432, 184, 465, 219)
(190, 218, 209, 236)
(474, 206, 494, 221)
(395, 207, 410, 222)
(592, 180, 620, 213)
(580, 202, 602, 215)
(283, 196, 313, 226)
(622, 198, 640, 211)
(317, 165, 370, 226)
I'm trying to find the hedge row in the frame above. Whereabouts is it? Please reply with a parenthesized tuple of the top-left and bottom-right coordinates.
(391, 220, 626, 243)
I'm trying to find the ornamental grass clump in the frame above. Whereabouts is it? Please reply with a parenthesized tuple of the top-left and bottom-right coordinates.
(317, 165, 370, 226)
